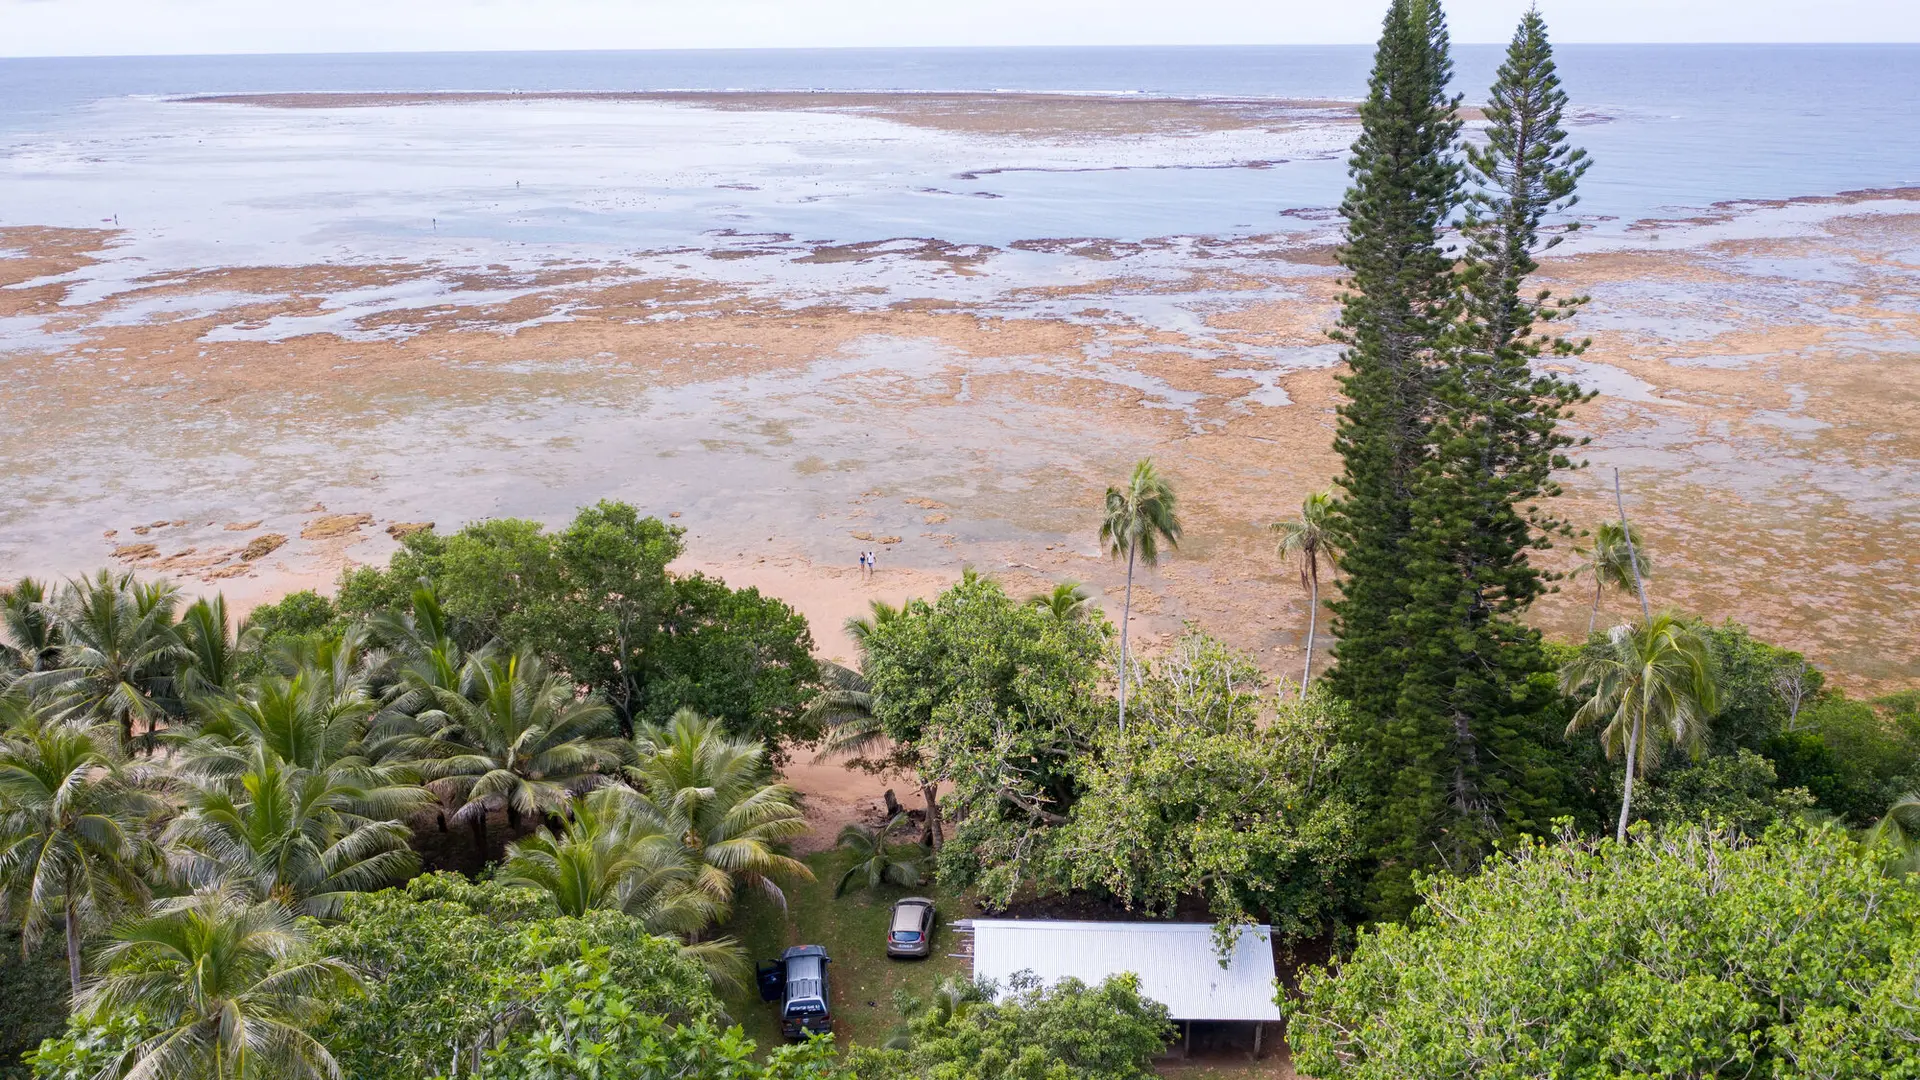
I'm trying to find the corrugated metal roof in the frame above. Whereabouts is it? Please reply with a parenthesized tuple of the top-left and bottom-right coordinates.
(968, 920, 1281, 1021)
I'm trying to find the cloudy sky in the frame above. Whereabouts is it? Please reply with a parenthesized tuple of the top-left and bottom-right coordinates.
(4, 0, 1917, 56)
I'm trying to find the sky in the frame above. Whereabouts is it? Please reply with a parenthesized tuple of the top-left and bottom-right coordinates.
(4, 0, 1918, 57)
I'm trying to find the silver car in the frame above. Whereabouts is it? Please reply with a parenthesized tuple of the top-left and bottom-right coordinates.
(887, 897, 936, 958)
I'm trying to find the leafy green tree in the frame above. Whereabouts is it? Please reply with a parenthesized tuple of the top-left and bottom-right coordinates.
(307, 874, 719, 1080)
(1098, 459, 1181, 733)
(854, 974, 1171, 1080)
(77, 889, 362, 1080)
(1270, 490, 1338, 691)
(0, 720, 160, 994)
(1561, 614, 1720, 841)
(1635, 748, 1814, 837)
(1778, 695, 1920, 823)
(833, 814, 926, 897)
(639, 574, 821, 752)
(405, 651, 629, 855)
(337, 505, 819, 754)
(478, 949, 845, 1080)
(1575, 521, 1650, 633)
(240, 591, 340, 646)
(1290, 825, 1920, 1080)
(26, 572, 188, 752)
(1048, 639, 1356, 939)
(861, 575, 1110, 904)
(550, 502, 684, 732)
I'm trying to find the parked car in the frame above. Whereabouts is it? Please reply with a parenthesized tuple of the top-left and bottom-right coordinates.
(887, 897, 937, 958)
(757, 945, 832, 1039)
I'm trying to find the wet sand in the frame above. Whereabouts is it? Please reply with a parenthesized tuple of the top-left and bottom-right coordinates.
(4, 203, 1916, 697)
(2, 84, 1916, 708)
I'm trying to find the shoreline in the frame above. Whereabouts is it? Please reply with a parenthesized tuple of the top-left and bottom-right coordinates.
(4, 191, 1918, 696)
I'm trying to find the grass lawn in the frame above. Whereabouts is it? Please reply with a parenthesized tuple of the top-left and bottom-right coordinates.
(718, 847, 973, 1053)
(714, 850, 1298, 1078)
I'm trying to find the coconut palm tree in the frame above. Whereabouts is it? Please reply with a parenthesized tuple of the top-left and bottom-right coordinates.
(833, 813, 926, 897)
(0, 717, 161, 994)
(369, 586, 480, 715)
(501, 787, 744, 988)
(175, 596, 241, 702)
(1099, 459, 1182, 733)
(26, 571, 189, 752)
(189, 667, 385, 778)
(1271, 489, 1339, 692)
(79, 888, 362, 1080)
(1867, 793, 1920, 876)
(842, 599, 907, 653)
(499, 788, 715, 928)
(1574, 521, 1652, 634)
(405, 651, 628, 856)
(1, 577, 62, 677)
(162, 742, 427, 918)
(1560, 613, 1719, 842)
(1026, 582, 1093, 624)
(624, 709, 811, 913)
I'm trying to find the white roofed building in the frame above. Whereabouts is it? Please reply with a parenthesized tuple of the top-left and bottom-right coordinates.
(962, 919, 1281, 1057)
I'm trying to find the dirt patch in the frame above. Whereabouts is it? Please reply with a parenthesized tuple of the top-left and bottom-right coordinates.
(385, 521, 433, 539)
(110, 543, 158, 561)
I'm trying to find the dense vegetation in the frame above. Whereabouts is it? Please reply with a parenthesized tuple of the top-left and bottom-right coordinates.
(1290, 825, 1920, 1079)
(5, 4, 1919, 1079)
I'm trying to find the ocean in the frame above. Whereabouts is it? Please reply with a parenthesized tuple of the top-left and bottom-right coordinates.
(2, 45, 1918, 266)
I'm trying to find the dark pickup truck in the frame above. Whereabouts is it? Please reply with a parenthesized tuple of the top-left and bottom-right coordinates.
(757, 945, 832, 1039)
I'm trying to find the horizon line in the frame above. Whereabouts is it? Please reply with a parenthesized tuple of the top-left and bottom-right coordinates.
(7, 40, 1920, 61)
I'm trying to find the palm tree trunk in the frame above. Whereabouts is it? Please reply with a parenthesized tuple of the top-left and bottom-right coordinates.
(920, 781, 944, 850)
(1589, 575, 1602, 635)
(1616, 714, 1643, 843)
(1302, 571, 1318, 693)
(64, 896, 82, 996)
(1614, 469, 1653, 623)
(1118, 539, 1136, 734)
(470, 813, 487, 858)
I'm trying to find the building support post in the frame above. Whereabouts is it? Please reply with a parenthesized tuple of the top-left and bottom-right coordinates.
(1183, 1021, 1191, 1058)
(1253, 1022, 1263, 1059)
